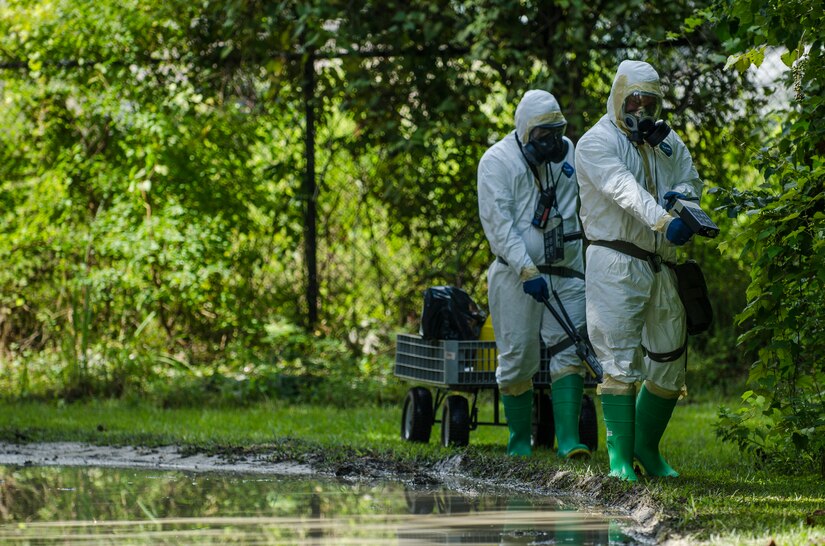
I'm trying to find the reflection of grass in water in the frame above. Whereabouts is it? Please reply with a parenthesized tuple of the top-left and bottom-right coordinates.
(0, 467, 430, 523)
(1, 398, 824, 544)
(136, 498, 159, 523)
(10, 516, 626, 544)
(0, 467, 629, 545)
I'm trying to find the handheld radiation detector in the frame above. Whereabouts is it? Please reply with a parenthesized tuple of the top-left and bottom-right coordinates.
(672, 198, 720, 238)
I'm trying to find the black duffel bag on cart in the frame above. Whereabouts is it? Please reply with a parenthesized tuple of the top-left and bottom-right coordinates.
(419, 285, 487, 341)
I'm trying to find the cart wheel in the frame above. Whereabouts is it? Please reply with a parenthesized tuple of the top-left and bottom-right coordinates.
(441, 395, 470, 447)
(579, 394, 599, 451)
(401, 387, 433, 443)
(532, 392, 554, 449)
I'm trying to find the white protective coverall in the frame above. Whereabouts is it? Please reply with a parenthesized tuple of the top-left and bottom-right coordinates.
(575, 60, 703, 395)
(478, 90, 586, 396)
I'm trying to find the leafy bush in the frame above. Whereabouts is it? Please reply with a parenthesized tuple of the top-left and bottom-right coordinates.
(0, 0, 778, 414)
(713, 163, 825, 474)
(707, 0, 825, 476)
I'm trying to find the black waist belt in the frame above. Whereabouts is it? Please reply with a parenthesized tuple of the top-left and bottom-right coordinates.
(563, 231, 584, 243)
(496, 256, 584, 280)
(588, 239, 674, 273)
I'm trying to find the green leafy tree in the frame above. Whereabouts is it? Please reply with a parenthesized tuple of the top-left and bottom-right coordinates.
(0, 0, 764, 404)
(0, 1, 296, 395)
(708, 0, 825, 475)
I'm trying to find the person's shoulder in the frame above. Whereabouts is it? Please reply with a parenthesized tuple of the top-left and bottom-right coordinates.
(479, 133, 518, 166)
(664, 128, 689, 148)
(579, 114, 611, 136)
(656, 128, 692, 159)
(577, 115, 618, 151)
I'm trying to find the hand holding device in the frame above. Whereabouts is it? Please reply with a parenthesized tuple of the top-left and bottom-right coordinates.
(666, 218, 694, 246)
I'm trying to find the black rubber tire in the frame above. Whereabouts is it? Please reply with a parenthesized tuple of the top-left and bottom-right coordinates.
(532, 392, 554, 449)
(401, 387, 433, 443)
(441, 395, 470, 447)
(579, 394, 599, 452)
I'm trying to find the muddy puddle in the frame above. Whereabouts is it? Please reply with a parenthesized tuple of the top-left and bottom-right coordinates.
(0, 464, 643, 544)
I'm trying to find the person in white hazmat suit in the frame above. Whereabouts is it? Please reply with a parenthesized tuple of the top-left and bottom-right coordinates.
(477, 90, 590, 458)
(575, 60, 703, 481)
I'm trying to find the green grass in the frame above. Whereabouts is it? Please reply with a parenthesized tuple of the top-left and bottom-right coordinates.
(1, 395, 823, 545)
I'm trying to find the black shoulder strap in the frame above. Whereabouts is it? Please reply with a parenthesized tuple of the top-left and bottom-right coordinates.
(514, 132, 542, 188)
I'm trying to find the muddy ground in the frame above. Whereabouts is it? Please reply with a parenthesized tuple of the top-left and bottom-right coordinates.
(0, 441, 688, 544)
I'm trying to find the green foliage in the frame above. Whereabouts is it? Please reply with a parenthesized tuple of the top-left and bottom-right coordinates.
(0, 0, 760, 407)
(714, 161, 825, 472)
(0, 1, 329, 399)
(709, 0, 825, 474)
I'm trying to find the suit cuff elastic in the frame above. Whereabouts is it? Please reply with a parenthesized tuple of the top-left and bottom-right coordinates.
(519, 264, 541, 282)
(654, 213, 674, 234)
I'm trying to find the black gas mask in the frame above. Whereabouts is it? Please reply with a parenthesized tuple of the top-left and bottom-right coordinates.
(622, 91, 671, 146)
(521, 123, 568, 166)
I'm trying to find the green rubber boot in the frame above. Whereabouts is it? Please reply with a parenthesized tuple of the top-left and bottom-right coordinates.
(634, 385, 680, 477)
(501, 389, 533, 456)
(600, 394, 637, 481)
(551, 374, 590, 459)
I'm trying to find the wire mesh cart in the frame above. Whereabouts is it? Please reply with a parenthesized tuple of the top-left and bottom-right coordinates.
(394, 333, 599, 449)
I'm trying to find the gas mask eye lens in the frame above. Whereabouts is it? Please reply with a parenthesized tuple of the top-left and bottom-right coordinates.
(623, 92, 661, 119)
(624, 94, 642, 113)
(523, 123, 567, 165)
(531, 124, 565, 142)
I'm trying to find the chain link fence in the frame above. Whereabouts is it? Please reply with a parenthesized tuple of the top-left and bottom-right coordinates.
(747, 46, 795, 113)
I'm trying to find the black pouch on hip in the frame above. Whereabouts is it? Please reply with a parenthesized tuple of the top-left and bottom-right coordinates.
(672, 260, 713, 335)
(543, 216, 564, 264)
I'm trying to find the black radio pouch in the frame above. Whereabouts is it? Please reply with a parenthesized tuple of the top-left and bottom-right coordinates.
(531, 186, 556, 229)
(671, 260, 713, 335)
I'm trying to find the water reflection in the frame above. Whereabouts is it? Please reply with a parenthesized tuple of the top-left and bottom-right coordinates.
(0, 465, 639, 544)
(400, 489, 636, 544)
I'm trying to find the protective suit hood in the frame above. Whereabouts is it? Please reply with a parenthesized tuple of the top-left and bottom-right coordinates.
(607, 60, 663, 137)
(514, 90, 566, 145)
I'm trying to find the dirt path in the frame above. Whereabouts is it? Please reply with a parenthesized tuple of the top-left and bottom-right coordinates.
(0, 441, 315, 475)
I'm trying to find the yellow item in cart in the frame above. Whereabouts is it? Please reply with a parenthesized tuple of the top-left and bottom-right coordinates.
(478, 315, 498, 371)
